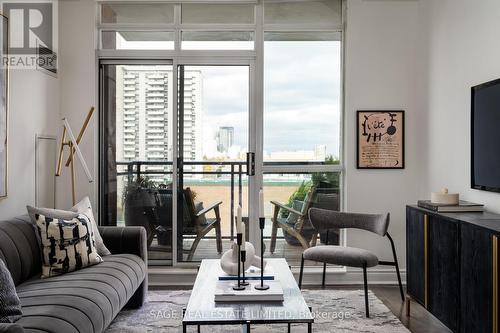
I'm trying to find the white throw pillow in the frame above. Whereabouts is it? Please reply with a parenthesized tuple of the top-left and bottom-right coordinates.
(34, 214, 103, 278)
(71, 196, 111, 256)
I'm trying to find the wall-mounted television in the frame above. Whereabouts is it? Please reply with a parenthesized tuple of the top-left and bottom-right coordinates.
(471, 78, 500, 193)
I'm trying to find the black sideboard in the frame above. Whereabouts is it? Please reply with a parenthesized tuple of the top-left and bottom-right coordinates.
(407, 205, 500, 333)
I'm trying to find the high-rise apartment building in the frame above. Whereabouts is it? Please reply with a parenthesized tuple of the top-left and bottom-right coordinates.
(115, 66, 202, 184)
(216, 126, 234, 153)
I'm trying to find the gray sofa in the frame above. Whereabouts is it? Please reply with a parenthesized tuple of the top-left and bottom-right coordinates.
(0, 215, 148, 333)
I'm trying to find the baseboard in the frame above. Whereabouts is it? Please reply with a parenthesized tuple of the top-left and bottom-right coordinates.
(148, 266, 407, 288)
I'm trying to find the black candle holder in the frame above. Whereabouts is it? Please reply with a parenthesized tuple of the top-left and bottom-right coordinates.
(233, 233, 245, 291)
(240, 249, 249, 286)
(254, 217, 270, 290)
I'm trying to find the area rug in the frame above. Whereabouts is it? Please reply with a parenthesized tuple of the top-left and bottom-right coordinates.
(107, 290, 410, 333)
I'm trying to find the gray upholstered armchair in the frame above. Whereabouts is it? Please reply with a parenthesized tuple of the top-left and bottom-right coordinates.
(298, 208, 404, 318)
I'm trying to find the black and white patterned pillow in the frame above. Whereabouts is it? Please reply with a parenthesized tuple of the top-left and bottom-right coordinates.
(0, 259, 22, 323)
(35, 214, 103, 278)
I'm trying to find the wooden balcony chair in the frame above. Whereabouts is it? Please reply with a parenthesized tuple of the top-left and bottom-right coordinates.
(269, 187, 317, 253)
(156, 187, 223, 261)
(181, 187, 223, 261)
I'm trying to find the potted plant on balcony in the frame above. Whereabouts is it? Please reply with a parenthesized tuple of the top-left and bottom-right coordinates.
(279, 156, 340, 246)
(123, 177, 158, 246)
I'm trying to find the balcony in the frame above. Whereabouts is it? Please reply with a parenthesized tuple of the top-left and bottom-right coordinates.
(113, 160, 340, 265)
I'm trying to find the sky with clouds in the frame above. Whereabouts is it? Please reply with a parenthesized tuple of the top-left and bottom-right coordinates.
(197, 41, 341, 160)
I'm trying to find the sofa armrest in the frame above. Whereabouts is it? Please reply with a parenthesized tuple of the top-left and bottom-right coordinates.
(0, 323, 25, 333)
(98, 226, 148, 263)
(99, 226, 148, 309)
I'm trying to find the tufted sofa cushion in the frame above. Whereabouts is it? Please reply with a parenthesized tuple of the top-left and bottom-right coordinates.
(0, 216, 42, 286)
(15, 254, 145, 333)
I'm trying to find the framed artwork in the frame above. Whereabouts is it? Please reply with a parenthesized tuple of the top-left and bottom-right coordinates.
(357, 110, 405, 169)
(0, 14, 7, 197)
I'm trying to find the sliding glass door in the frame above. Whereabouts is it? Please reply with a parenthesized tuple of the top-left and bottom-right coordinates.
(100, 61, 174, 265)
(100, 60, 255, 265)
(176, 64, 252, 263)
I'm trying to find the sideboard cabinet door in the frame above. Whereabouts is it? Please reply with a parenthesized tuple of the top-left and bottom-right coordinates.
(428, 215, 459, 332)
(460, 224, 494, 333)
(406, 206, 426, 305)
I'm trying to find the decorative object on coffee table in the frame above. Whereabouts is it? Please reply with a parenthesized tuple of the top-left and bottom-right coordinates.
(233, 220, 245, 291)
(56, 106, 95, 205)
(255, 189, 270, 291)
(237, 205, 249, 286)
(357, 110, 405, 169)
(220, 241, 264, 275)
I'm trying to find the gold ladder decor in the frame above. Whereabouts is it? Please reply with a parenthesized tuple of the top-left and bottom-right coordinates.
(56, 107, 95, 205)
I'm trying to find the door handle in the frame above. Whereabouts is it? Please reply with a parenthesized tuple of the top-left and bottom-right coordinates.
(246, 152, 255, 176)
(177, 157, 183, 171)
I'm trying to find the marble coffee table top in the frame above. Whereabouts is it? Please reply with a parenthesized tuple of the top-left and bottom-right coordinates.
(183, 258, 314, 325)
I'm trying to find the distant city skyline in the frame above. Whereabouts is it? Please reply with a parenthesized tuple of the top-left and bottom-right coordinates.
(114, 40, 341, 166)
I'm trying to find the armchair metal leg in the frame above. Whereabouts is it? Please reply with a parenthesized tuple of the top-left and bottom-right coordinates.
(322, 262, 327, 288)
(395, 263, 404, 302)
(299, 255, 305, 289)
(322, 231, 329, 288)
(363, 265, 370, 318)
(387, 233, 405, 301)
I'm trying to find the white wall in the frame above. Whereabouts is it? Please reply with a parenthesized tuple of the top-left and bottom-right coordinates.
(341, 0, 425, 280)
(0, 68, 60, 219)
(56, 0, 97, 210)
(423, 0, 500, 213)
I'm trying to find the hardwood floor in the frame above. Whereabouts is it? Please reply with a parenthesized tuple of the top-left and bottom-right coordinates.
(372, 286, 449, 333)
(329, 285, 451, 333)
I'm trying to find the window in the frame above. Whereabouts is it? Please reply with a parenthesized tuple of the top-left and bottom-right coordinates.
(181, 4, 255, 24)
(264, 0, 342, 25)
(181, 31, 254, 50)
(101, 31, 175, 50)
(101, 3, 175, 24)
(98, 1, 344, 267)
(264, 32, 342, 162)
